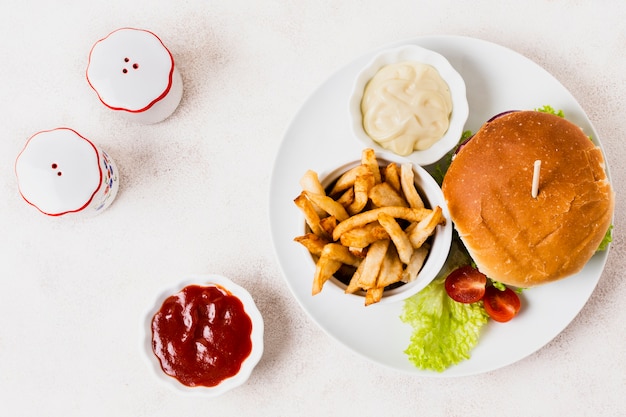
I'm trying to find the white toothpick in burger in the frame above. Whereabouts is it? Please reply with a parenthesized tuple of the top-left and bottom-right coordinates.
(442, 109, 615, 288)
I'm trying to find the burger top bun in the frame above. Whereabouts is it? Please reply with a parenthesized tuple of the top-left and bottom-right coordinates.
(442, 110, 614, 287)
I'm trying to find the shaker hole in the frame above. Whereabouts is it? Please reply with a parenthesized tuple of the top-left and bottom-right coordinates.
(51, 163, 58, 169)
(57, 172, 63, 176)
(124, 57, 130, 62)
(122, 68, 128, 74)
(132, 63, 139, 69)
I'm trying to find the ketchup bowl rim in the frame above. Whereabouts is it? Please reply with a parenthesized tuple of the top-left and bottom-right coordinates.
(142, 274, 264, 396)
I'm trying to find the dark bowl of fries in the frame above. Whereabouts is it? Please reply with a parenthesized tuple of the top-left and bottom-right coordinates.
(293, 148, 453, 306)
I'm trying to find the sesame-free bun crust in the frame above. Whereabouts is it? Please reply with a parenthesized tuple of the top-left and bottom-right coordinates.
(442, 111, 614, 287)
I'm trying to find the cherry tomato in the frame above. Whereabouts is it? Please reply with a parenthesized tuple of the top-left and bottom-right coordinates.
(444, 265, 487, 303)
(483, 285, 521, 322)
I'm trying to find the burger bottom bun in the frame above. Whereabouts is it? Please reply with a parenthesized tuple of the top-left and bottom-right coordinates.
(442, 111, 614, 287)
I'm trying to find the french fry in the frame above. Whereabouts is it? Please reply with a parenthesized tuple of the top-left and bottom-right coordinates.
(332, 206, 433, 241)
(347, 172, 375, 215)
(345, 258, 367, 294)
(400, 163, 425, 209)
(304, 191, 350, 222)
(319, 216, 338, 236)
(402, 245, 429, 283)
(356, 239, 389, 289)
(376, 244, 404, 288)
(377, 212, 414, 264)
(369, 182, 408, 208)
(383, 162, 402, 193)
(312, 254, 342, 295)
(300, 170, 326, 216)
(320, 243, 361, 268)
(361, 148, 382, 184)
(294, 233, 329, 257)
(294, 192, 329, 239)
(348, 246, 368, 258)
(407, 206, 443, 248)
(365, 287, 384, 306)
(336, 187, 354, 208)
(339, 221, 388, 248)
(329, 165, 369, 196)
(299, 170, 325, 195)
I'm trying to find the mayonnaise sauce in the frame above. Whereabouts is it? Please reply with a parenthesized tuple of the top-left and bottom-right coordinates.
(361, 62, 452, 156)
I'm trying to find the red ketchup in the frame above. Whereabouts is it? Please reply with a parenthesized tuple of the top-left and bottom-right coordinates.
(151, 284, 253, 387)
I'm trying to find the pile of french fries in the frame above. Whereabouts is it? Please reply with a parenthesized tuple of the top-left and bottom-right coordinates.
(293, 148, 445, 306)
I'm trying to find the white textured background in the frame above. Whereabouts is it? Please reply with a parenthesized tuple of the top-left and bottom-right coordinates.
(1, 1, 624, 416)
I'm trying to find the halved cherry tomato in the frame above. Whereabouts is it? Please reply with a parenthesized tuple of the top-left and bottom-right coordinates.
(444, 265, 487, 303)
(483, 285, 521, 322)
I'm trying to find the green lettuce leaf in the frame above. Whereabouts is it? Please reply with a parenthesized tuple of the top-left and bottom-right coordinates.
(536, 105, 564, 117)
(597, 225, 613, 251)
(401, 240, 489, 372)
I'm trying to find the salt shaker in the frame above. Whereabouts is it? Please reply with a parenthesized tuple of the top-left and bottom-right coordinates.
(15, 128, 120, 217)
(86, 27, 183, 124)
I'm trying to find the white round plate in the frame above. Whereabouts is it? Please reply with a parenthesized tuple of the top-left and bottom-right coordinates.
(269, 35, 611, 377)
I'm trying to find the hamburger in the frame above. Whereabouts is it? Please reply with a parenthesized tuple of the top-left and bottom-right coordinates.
(441, 110, 614, 288)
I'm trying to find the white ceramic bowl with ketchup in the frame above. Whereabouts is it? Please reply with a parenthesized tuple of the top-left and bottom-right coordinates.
(143, 274, 264, 397)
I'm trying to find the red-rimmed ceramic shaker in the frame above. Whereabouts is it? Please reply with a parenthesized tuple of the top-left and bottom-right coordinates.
(86, 27, 183, 124)
(15, 128, 120, 217)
